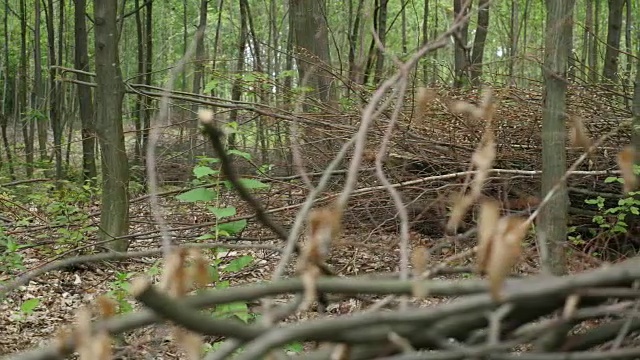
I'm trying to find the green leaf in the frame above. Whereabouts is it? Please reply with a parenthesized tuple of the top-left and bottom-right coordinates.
(604, 176, 619, 183)
(209, 266, 220, 283)
(20, 298, 40, 314)
(284, 342, 304, 353)
(175, 188, 217, 202)
(227, 149, 252, 160)
(196, 233, 216, 240)
(216, 302, 251, 323)
(203, 79, 220, 93)
(208, 206, 236, 219)
(223, 255, 253, 272)
(216, 220, 247, 235)
(237, 178, 269, 190)
(193, 166, 217, 178)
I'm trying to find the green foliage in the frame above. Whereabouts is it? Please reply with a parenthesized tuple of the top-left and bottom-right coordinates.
(580, 171, 640, 252)
(108, 271, 134, 314)
(0, 229, 27, 276)
(11, 298, 40, 323)
(176, 152, 269, 240)
(20, 298, 40, 315)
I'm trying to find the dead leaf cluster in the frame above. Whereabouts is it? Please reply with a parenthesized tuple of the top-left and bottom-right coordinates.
(476, 200, 530, 302)
(297, 203, 344, 311)
(446, 87, 497, 233)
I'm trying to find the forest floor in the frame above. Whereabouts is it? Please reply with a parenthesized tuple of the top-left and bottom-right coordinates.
(0, 85, 629, 358)
(0, 187, 600, 359)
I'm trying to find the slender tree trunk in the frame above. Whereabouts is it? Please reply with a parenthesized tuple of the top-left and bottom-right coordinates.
(34, 0, 47, 161)
(602, 0, 623, 86)
(2, 0, 14, 178)
(508, 0, 518, 86)
(453, 0, 471, 88)
(586, 0, 598, 83)
(289, 0, 335, 107)
(190, 0, 208, 159)
(142, 0, 153, 157)
(73, 0, 98, 185)
(431, 0, 439, 84)
(538, 0, 574, 276)
(133, 0, 144, 163)
(632, 23, 640, 156)
(470, 0, 490, 86)
(348, 0, 365, 88)
(242, 0, 268, 162)
(422, 0, 430, 83)
(94, 0, 130, 252)
(594, 0, 601, 81)
(46, 0, 63, 180)
(229, 0, 248, 150)
(623, 0, 632, 107)
(19, 0, 33, 177)
(373, 0, 388, 85)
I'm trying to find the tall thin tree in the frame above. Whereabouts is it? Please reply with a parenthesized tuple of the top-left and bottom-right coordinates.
(73, 0, 97, 184)
(93, 0, 130, 251)
(538, 0, 575, 275)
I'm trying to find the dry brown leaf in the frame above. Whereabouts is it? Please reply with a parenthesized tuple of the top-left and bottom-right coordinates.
(617, 145, 638, 194)
(446, 88, 497, 234)
(173, 327, 203, 360)
(410, 246, 429, 297)
(445, 193, 474, 233)
(96, 295, 117, 319)
(569, 116, 592, 149)
(300, 266, 322, 311)
(486, 216, 528, 302)
(450, 100, 484, 119)
(411, 247, 429, 276)
(74, 308, 113, 360)
(330, 344, 352, 360)
(75, 309, 93, 360)
(563, 294, 580, 319)
(415, 87, 436, 121)
(477, 199, 500, 274)
(298, 204, 344, 310)
(188, 249, 211, 288)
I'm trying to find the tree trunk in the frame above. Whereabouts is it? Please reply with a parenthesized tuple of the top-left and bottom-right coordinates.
(623, 0, 632, 108)
(538, 0, 574, 276)
(33, 0, 47, 161)
(453, 0, 471, 88)
(632, 23, 640, 156)
(594, 0, 601, 81)
(19, 0, 33, 177)
(348, 0, 365, 87)
(289, 0, 335, 108)
(229, 0, 247, 150)
(586, 0, 598, 83)
(190, 0, 208, 158)
(508, 0, 518, 86)
(602, 0, 623, 86)
(73, 0, 98, 185)
(470, 0, 490, 86)
(142, 0, 153, 157)
(133, 0, 144, 163)
(373, 0, 388, 85)
(93, 0, 130, 252)
(421, 0, 429, 83)
(2, 0, 14, 179)
(46, 0, 63, 180)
